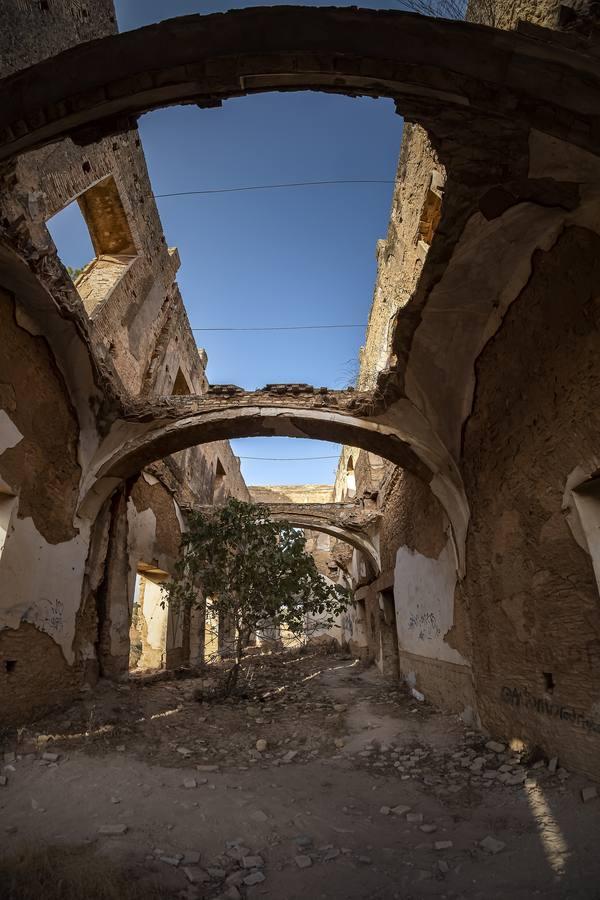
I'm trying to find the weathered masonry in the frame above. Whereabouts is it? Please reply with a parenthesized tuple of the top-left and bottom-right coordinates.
(0, 0, 249, 721)
(1, 0, 600, 784)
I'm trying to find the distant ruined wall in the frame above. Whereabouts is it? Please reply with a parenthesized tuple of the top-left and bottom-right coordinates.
(358, 125, 442, 390)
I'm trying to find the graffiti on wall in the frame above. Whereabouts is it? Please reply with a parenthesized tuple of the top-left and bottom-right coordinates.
(407, 610, 441, 642)
(501, 685, 600, 735)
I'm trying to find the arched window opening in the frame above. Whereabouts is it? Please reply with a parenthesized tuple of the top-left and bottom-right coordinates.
(171, 367, 191, 396)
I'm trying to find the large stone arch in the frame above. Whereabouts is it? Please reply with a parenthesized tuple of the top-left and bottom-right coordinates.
(1, 7, 599, 164)
(78, 390, 469, 574)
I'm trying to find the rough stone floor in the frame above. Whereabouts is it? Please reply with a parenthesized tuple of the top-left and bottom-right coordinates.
(1, 650, 599, 899)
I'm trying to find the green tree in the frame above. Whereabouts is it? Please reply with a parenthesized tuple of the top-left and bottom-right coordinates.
(164, 499, 349, 695)
(66, 264, 86, 282)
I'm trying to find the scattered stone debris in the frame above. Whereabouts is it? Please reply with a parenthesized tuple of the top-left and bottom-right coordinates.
(479, 835, 506, 854)
(434, 841, 453, 851)
(295, 854, 313, 869)
(98, 824, 128, 835)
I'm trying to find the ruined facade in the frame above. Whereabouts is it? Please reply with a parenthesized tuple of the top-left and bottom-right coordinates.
(333, 0, 600, 780)
(0, 0, 600, 787)
(0, 0, 248, 722)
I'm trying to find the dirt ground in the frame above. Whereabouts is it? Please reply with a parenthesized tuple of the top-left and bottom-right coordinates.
(1, 649, 600, 899)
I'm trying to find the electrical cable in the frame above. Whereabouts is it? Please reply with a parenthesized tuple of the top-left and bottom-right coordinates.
(238, 455, 340, 460)
(154, 178, 394, 198)
(191, 324, 365, 332)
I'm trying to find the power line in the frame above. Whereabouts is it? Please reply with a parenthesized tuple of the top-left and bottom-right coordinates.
(239, 455, 339, 461)
(155, 179, 394, 199)
(191, 324, 365, 332)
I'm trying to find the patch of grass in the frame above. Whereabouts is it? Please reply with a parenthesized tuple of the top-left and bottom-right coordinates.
(0, 845, 168, 900)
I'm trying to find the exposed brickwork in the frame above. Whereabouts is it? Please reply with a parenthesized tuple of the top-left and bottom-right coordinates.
(462, 226, 600, 778)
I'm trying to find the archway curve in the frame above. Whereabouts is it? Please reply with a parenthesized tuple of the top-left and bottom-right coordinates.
(78, 395, 469, 575)
(1, 7, 600, 163)
(269, 514, 381, 577)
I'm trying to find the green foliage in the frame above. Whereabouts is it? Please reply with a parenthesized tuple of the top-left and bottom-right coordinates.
(66, 265, 85, 281)
(164, 499, 349, 690)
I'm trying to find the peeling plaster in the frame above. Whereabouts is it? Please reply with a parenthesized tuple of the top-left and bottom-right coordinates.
(394, 538, 467, 667)
(529, 130, 600, 183)
(0, 515, 90, 663)
(0, 409, 23, 455)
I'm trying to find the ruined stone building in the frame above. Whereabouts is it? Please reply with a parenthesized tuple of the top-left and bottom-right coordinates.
(1, 0, 600, 797)
(0, 1, 249, 722)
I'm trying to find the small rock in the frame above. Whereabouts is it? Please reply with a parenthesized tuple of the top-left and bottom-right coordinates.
(116, 745, 125, 752)
(183, 778, 197, 789)
(98, 825, 128, 836)
(406, 812, 423, 825)
(243, 871, 266, 886)
(485, 741, 505, 754)
(242, 856, 264, 869)
(223, 887, 242, 900)
(294, 836, 312, 849)
(323, 849, 340, 861)
(226, 845, 251, 861)
(181, 852, 201, 866)
(177, 747, 193, 758)
(391, 804, 411, 817)
(437, 860, 449, 874)
(159, 856, 182, 867)
(282, 750, 298, 764)
(547, 757, 558, 774)
(0, 776, 7, 787)
(256, 739, 268, 753)
(434, 841, 453, 851)
(183, 867, 210, 884)
(479, 835, 505, 854)
(505, 771, 526, 786)
(42, 752, 59, 762)
(357, 855, 372, 865)
(295, 854, 313, 869)
(250, 809, 269, 823)
(196, 764, 219, 772)
(581, 786, 598, 803)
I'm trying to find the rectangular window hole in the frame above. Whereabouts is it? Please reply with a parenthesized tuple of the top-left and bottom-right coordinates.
(46, 175, 138, 314)
(5, 660, 16, 673)
(543, 672, 555, 694)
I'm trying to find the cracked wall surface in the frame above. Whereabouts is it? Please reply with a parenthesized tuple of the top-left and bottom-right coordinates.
(0, 0, 249, 721)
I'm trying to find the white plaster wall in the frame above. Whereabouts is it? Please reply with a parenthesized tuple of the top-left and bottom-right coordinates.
(394, 538, 466, 666)
(141, 577, 168, 657)
(0, 514, 91, 663)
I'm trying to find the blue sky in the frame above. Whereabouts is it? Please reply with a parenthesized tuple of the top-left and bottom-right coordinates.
(48, 1, 406, 485)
